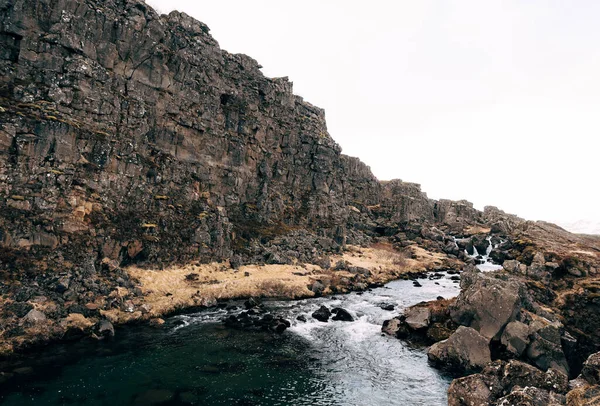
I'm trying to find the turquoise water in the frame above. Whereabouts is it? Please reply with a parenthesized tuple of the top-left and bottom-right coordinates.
(0, 275, 460, 405)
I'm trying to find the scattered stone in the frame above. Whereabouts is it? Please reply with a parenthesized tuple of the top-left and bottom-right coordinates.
(312, 306, 331, 322)
(378, 303, 395, 311)
(331, 307, 354, 322)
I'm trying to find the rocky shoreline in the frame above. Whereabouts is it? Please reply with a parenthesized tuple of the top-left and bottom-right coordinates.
(0, 240, 459, 358)
(383, 227, 600, 406)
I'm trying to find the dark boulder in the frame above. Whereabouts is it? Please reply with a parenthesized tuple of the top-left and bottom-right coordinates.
(331, 307, 354, 322)
(312, 306, 331, 322)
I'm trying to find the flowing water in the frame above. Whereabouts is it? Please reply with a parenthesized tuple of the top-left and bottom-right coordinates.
(0, 273, 462, 406)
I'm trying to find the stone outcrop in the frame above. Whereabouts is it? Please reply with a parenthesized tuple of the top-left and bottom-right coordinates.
(449, 269, 526, 340)
(427, 326, 491, 373)
(448, 360, 569, 406)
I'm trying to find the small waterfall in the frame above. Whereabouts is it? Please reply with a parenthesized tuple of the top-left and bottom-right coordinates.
(486, 236, 494, 256)
(459, 235, 503, 272)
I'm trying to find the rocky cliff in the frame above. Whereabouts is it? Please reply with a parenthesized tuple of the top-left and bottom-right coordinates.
(0, 0, 502, 276)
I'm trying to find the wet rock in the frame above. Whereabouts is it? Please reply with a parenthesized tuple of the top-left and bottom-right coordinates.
(96, 320, 115, 338)
(244, 297, 261, 309)
(378, 303, 395, 311)
(271, 318, 291, 334)
(312, 306, 332, 322)
(427, 326, 491, 373)
(296, 315, 307, 323)
(382, 318, 401, 336)
(331, 307, 354, 322)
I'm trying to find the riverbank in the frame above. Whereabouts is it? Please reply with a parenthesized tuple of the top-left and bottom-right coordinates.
(0, 271, 462, 405)
(0, 242, 461, 358)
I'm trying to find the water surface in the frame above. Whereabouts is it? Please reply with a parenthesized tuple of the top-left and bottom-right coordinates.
(0, 273, 460, 405)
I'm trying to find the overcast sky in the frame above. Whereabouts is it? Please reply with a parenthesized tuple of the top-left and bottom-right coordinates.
(146, 0, 600, 230)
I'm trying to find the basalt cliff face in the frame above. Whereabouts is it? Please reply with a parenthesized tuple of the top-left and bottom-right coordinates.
(0, 0, 501, 278)
(1, 1, 600, 386)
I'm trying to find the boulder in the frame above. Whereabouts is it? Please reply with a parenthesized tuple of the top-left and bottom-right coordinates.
(502, 360, 568, 394)
(404, 306, 430, 330)
(494, 387, 566, 406)
(382, 318, 401, 336)
(448, 374, 494, 406)
(581, 352, 600, 385)
(331, 307, 354, 322)
(526, 320, 570, 376)
(566, 384, 600, 406)
(427, 326, 491, 373)
(312, 305, 331, 322)
(426, 323, 454, 342)
(501, 321, 531, 357)
(450, 271, 525, 340)
(96, 320, 115, 338)
(448, 359, 569, 406)
(503, 259, 527, 275)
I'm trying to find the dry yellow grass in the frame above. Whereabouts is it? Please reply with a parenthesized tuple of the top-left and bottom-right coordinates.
(126, 262, 319, 320)
(465, 225, 492, 235)
(100, 243, 456, 324)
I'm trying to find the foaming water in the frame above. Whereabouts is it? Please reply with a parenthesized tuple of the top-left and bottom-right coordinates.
(0, 273, 460, 406)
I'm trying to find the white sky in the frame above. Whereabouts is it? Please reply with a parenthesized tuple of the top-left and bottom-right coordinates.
(146, 0, 600, 227)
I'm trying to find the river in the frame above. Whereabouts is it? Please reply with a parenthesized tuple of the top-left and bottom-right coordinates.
(0, 272, 462, 406)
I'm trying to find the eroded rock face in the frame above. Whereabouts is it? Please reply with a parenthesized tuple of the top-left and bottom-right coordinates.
(1, 0, 392, 278)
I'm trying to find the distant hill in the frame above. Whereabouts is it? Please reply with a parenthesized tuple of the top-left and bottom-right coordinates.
(558, 220, 600, 235)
